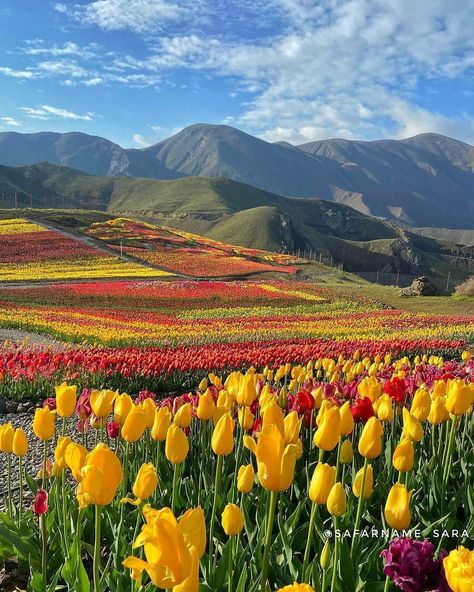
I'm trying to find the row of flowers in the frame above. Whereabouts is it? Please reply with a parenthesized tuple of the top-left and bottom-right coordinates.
(0, 353, 473, 591)
(0, 218, 174, 282)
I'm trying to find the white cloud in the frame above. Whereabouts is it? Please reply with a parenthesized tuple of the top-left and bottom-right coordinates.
(19, 41, 99, 59)
(54, 0, 198, 34)
(132, 134, 149, 146)
(20, 105, 94, 121)
(0, 117, 21, 127)
(0, 66, 37, 79)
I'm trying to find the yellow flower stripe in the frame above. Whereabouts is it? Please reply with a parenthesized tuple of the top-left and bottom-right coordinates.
(0, 218, 47, 235)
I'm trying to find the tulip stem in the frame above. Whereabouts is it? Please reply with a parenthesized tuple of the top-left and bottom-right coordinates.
(171, 463, 180, 513)
(40, 513, 47, 584)
(209, 454, 223, 565)
(93, 505, 101, 592)
(41, 440, 48, 491)
(441, 416, 457, 500)
(302, 502, 318, 581)
(6, 453, 12, 519)
(329, 516, 339, 592)
(228, 536, 234, 592)
(383, 575, 391, 592)
(350, 457, 368, 558)
(260, 490, 278, 592)
(18, 456, 23, 520)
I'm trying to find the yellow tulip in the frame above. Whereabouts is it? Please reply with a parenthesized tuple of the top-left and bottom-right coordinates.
(238, 407, 255, 431)
(12, 428, 28, 457)
(314, 406, 341, 451)
(123, 462, 158, 504)
(262, 399, 285, 435)
(76, 444, 123, 508)
(339, 402, 355, 436)
(432, 380, 446, 399)
(140, 398, 157, 429)
(213, 405, 228, 426)
(237, 373, 257, 406)
(33, 407, 56, 441)
(198, 378, 208, 391)
(326, 482, 346, 516)
(55, 436, 72, 469)
(196, 390, 215, 421)
(410, 387, 431, 422)
(384, 483, 412, 530)
(211, 412, 234, 456)
(244, 424, 299, 491)
(165, 424, 189, 464)
(65, 442, 88, 481)
(90, 389, 117, 418)
(427, 398, 448, 425)
(174, 402, 192, 429)
(340, 439, 353, 464)
(0, 423, 14, 453)
(446, 379, 473, 416)
(352, 464, 374, 499)
(401, 408, 424, 442)
(123, 505, 205, 588)
(284, 411, 302, 444)
(461, 351, 472, 362)
(237, 464, 254, 494)
(309, 463, 336, 504)
(122, 405, 147, 443)
(392, 438, 414, 472)
(443, 546, 474, 592)
(114, 393, 133, 426)
(357, 376, 382, 402)
(55, 382, 77, 418)
(358, 417, 383, 458)
(151, 406, 172, 441)
(221, 503, 244, 536)
(375, 394, 394, 422)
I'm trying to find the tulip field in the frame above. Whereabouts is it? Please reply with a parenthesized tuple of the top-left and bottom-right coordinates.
(0, 357, 473, 592)
(0, 214, 473, 591)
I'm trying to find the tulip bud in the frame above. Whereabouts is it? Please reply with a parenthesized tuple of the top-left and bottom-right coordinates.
(174, 402, 192, 428)
(65, 442, 88, 481)
(12, 428, 28, 457)
(320, 540, 331, 570)
(358, 417, 383, 458)
(427, 398, 448, 425)
(221, 503, 244, 536)
(32, 489, 48, 516)
(55, 436, 72, 469)
(198, 378, 208, 391)
(211, 412, 235, 456)
(55, 382, 77, 418)
(197, 390, 215, 421)
(237, 464, 254, 494)
(122, 406, 147, 443)
(352, 464, 374, 499)
(339, 402, 355, 436)
(132, 463, 158, 501)
(33, 407, 56, 441)
(165, 424, 189, 464)
(0, 423, 14, 453)
(326, 482, 346, 516)
(384, 483, 412, 530)
(114, 393, 133, 426)
(314, 406, 341, 451)
(461, 350, 472, 361)
(107, 421, 120, 439)
(76, 444, 123, 508)
(140, 398, 156, 429)
(151, 407, 171, 441)
(375, 394, 394, 422)
(411, 387, 431, 422)
(278, 386, 288, 409)
(401, 408, 424, 442)
(90, 389, 117, 418)
(237, 373, 257, 406)
(309, 463, 336, 504)
(445, 379, 473, 416)
(340, 439, 353, 464)
(392, 438, 414, 472)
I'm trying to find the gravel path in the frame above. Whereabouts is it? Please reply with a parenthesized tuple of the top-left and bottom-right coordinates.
(0, 328, 61, 346)
(0, 414, 97, 510)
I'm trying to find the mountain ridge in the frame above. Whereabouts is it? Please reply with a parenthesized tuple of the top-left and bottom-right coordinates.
(0, 125, 473, 229)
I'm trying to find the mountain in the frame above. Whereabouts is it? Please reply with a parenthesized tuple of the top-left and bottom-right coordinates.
(1, 126, 473, 230)
(0, 161, 472, 282)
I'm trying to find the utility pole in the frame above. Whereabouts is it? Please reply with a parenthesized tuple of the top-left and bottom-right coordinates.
(445, 271, 451, 293)
(396, 269, 400, 287)
(376, 269, 379, 284)
(14, 192, 17, 209)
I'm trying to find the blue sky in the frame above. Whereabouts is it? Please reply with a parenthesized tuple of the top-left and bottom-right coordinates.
(1, 0, 473, 147)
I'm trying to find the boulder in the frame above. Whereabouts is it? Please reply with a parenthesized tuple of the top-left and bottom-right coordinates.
(400, 276, 439, 297)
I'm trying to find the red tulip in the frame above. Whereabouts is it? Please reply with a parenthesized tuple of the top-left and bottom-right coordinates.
(32, 490, 48, 516)
(351, 396, 375, 423)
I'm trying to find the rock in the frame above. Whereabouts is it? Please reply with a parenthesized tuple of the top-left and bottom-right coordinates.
(400, 276, 439, 297)
(0, 399, 6, 414)
(5, 400, 17, 414)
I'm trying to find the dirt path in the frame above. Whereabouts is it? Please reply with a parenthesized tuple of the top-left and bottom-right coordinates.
(0, 328, 61, 346)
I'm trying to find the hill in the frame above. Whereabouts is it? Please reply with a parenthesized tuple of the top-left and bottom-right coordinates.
(0, 162, 472, 283)
(0, 126, 473, 230)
